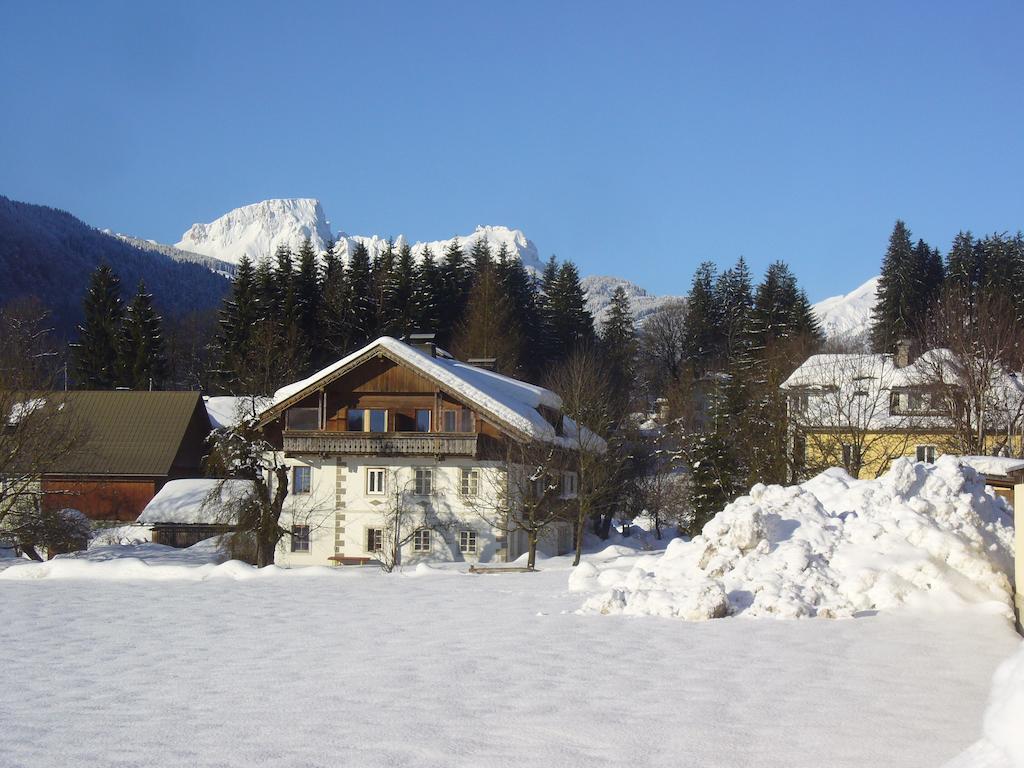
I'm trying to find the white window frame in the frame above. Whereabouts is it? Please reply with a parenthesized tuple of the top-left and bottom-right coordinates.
(414, 467, 433, 496)
(916, 444, 937, 463)
(459, 529, 477, 554)
(412, 528, 431, 552)
(366, 527, 383, 553)
(366, 467, 386, 495)
(460, 468, 479, 497)
(292, 465, 312, 494)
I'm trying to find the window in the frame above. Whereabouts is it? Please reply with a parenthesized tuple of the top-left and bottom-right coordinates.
(414, 468, 432, 496)
(286, 407, 319, 431)
(412, 528, 431, 552)
(366, 468, 386, 495)
(366, 528, 383, 552)
(347, 409, 387, 432)
(916, 445, 937, 463)
(290, 525, 310, 552)
(368, 409, 387, 432)
(459, 530, 478, 554)
(347, 408, 365, 431)
(460, 468, 479, 497)
(415, 409, 432, 433)
(788, 391, 809, 415)
(442, 408, 475, 433)
(292, 465, 311, 494)
(842, 444, 861, 470)
(563, 471, 578, 497)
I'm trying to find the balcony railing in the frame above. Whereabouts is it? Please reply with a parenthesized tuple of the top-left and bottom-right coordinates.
(283, 430, 478, 457)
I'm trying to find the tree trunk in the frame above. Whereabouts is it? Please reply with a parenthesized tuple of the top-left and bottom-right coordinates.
(527, 532, 537, 570)
(23, 544, 43, 562)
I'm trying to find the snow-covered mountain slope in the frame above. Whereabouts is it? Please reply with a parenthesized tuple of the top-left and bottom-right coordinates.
(110, 232, 236, 277)
(812, 275, 878, 341)
(176, 199, 333, 265)
(582, 275, 684, 327)
(176, 199, 545, 273)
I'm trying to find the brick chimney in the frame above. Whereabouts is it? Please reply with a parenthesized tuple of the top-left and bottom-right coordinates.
(894, 338, 913, 368)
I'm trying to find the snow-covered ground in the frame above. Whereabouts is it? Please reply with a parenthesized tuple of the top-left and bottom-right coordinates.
(0, 535, 1019, 768)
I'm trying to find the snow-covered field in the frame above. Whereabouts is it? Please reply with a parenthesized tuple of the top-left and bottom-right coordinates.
(0, 539, 1019, 768)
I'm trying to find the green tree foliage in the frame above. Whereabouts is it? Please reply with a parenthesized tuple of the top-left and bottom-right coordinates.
(119, 280, 168, 390)
(543, 260, 595, 364)
(345, 241, 376, 347)
(412, 245, 441, 336)
(598, 286, 637, 415)
(870, 221, 923, 352)
(451, 263, 522, 375)
(437, 238, 468, 345)
(681, 262, 721, 371)
(73, 263, 125, 389)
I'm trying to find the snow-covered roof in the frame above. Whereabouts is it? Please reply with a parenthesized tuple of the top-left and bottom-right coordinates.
(265, 337, 604, 450)
(204, 396, 271, 429)
(781, 353, 892, 390)
(957, 455, 1024, 479)
(137, 478, 253, 525)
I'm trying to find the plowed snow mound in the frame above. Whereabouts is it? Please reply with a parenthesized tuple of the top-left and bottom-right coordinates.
(580, 457, 1015, 620)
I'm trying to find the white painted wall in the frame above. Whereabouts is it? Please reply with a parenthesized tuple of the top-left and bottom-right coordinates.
(274, 454, 566, 568)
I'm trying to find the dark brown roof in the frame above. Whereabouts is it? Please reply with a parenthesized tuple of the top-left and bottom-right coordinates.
(46, 391, 211, 477)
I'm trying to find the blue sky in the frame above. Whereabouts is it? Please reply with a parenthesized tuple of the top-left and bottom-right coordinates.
(2, 1, 1021, 301)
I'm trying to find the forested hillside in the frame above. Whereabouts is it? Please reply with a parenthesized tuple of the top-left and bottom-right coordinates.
(0, 195, 229, 335)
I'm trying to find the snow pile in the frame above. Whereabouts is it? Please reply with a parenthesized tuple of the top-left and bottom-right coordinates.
(581, 457, 1015, 620)
(89, 524, 153, 547)
(983, 643, 1024, 767)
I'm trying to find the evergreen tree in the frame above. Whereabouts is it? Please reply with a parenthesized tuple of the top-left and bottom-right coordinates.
(391, 242, 418, 339)
(272, 244, 295, 322)
(451, 264, 523, 375)
(682, 431, 740, 535)
(681, 261, 721, 372)
(495, 244, 543, 381)
(412, 245, 442, 336)
(468, 237, 493, 280)
(598, 286, 637, 416)
(545, 260, 595, 363)
(438, 238, 468, 345)
(870, 220, 918, 352)
(292, 237, 321, 344)
(253, 257, 277, 322)
(215, 254, 259, 382)
(119, 280, 168, 390)
(320, 242, 350, 358)
(345, 241, 376, 346)
(945, 231, 979, 297)
(372, 238, 399, 334)
(715, 256, 755, 364)
(73, 263, 125, 389)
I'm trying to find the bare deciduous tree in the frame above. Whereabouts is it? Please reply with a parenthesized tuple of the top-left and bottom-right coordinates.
(919, 289, 1024, 456)
(0, 298, 87, 559)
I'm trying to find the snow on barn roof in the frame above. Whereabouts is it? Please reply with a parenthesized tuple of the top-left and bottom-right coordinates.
(957, 455, 1024, 479)
(137, 478, 253, 525)
(264, 336, 604, 450)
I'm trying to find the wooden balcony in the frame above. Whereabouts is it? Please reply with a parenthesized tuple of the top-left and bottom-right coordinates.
(282, 430, 479, 457)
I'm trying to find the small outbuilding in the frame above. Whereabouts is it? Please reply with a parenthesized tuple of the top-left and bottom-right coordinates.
(137, 478, 252, 548)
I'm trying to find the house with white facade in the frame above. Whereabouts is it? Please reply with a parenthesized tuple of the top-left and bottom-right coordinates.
(257, 336, 600, 568)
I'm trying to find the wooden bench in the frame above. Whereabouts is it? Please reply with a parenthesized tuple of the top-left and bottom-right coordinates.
(468, 565, 536, 574)
(328, 555, 378, 566)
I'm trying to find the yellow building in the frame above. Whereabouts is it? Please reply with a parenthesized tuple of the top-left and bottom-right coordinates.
(781, 345, 1024, 481)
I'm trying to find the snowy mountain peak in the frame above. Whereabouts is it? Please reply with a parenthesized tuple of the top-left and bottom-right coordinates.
(812, 275, 879, 340)
(176, 198, 333, 265)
